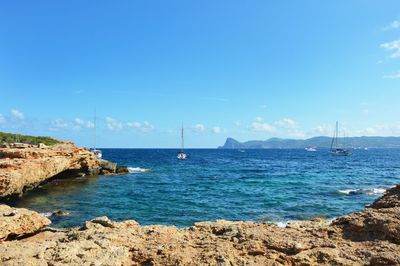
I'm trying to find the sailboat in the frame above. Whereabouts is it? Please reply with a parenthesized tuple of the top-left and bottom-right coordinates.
(305, 146, 317, 152)
(90, 109, 102, 159)
(177, 125, 187, 160)
(330, 121, 351, 156)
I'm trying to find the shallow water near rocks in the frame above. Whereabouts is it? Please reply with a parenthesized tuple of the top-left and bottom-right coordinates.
(9, 148, 400, 228)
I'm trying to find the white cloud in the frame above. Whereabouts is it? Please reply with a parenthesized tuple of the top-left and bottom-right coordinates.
(126, 121, 154, 132)
(362, 109, 369, 114)
(192, 124, 206, 133)
(74, 118, 94, 130)
(127, 122, 141, 128)
(310, 124, 333, 136)
(384, 20, 400, 30)
(275, 118, 297, 129)
(142, 121, 154, 131)
(211, 126, 221, 134)
(383, 71, 400, 79)
(87, 121, 95, 128)
(370, 123, 400, 135)
(11, 109, 24, 120)
(390, 20, 400, 29)
(49, 119, 69, 131)
(255, 116, 264, 122)
(105, 117, 123, 131)
(381, 39, 400, 58)
(354, 123, 400, 136)
(234, 121, 242, 127)
(0, 114, 5, 124)
(50, 118, 94, 131)
(287, 129, 305, 138)
(250, 121, 276, 133)
(363, 127, 377, 135)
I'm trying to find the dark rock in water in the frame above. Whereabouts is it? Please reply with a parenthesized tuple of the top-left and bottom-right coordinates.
(99, 159, 116, 172)
(88, 167, 101, 176)
(116, 166, 129, 174)
(99, 159, 117, 175)
(51, 210, 69, 217)
(98, 159, 128, 175)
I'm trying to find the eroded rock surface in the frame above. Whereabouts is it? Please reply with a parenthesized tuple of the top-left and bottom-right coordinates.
(0, 143, 127, 198)
(0, 185, 399, 265)
(0, 204, 50, 240)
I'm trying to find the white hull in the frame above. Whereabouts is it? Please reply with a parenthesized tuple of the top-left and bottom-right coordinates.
(91, 149, 102, 159)
(177, 152, 187, 160)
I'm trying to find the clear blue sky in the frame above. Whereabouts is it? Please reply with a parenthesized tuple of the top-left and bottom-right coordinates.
(1, 1, 399, 148)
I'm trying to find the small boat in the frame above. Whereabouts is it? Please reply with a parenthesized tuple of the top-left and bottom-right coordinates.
(177, 125, 187, 160)
(305, 147, 317, 152)
(91, 149, 102, 159)
(330, 121, 351, 156)
(91, 109, 102, 159)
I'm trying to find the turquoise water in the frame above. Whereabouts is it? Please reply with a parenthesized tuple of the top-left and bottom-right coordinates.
(9, 149, 400, 227)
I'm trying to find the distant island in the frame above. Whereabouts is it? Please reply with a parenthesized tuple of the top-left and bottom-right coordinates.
(218, 136, 400, 149)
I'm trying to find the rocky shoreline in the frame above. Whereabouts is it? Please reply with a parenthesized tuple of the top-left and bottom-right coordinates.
(0, 142, 128, 199)
(0, 185, 398, 265)
(0, 144, 399, 265)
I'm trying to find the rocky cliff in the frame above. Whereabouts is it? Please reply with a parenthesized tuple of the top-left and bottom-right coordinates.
(0, 143, 127, 199)
(0, 185, 399, 265)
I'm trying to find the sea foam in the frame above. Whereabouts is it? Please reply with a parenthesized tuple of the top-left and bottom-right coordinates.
(128, 167, 150, 174)
(338, 187, 387, 195)
(40, 212, 52, 218)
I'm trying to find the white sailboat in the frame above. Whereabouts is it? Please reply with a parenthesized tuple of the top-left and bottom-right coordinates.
(177, 125, 187, 160)
(305, 147, 317, 152)
(330, 121, 350, 156)
(90, 109, 102, 159)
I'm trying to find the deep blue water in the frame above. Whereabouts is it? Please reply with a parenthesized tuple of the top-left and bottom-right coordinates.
(11, 149, 400, 227)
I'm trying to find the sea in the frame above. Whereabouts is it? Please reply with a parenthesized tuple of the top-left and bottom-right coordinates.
(9, 148, 400, 228)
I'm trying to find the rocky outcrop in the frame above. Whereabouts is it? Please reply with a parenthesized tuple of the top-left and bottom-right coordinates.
(0, 143, 100, 198)
(0, 143, 128, 199)
(99, 159, 129, 175)
(333, 184, 400, 244)
(0, 204, 50, 240)
(0, 185, 400, 265)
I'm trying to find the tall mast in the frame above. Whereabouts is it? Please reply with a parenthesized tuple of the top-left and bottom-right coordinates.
(94, 108, 97, 150)
(331, 122, 336, 151)
(181, 124, 184, 152)
(335, 121, 339, 149)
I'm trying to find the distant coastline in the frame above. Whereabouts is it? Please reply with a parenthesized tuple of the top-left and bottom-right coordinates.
(219, 136, 400, 149)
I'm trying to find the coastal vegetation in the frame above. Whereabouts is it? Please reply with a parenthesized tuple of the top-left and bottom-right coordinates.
(0, 131, 60, 146)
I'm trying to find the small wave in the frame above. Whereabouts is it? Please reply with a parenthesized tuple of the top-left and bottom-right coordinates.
(128, 167, 150, 174)
(338, 189, 360, 195)
(338, 187, 387, 196)
(40, 212, 52, 218)
(275, 221, 288, 228)
(365, 188, 387, 195)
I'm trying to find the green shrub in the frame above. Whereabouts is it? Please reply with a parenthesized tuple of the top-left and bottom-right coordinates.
(0, 132, 60, 146)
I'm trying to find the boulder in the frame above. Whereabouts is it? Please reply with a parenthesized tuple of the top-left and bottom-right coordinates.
(0, 204, 51, 240)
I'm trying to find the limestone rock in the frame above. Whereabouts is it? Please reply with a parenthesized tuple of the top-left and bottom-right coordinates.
(0, 143, 127, 198)
(0, 204, 50, 240)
